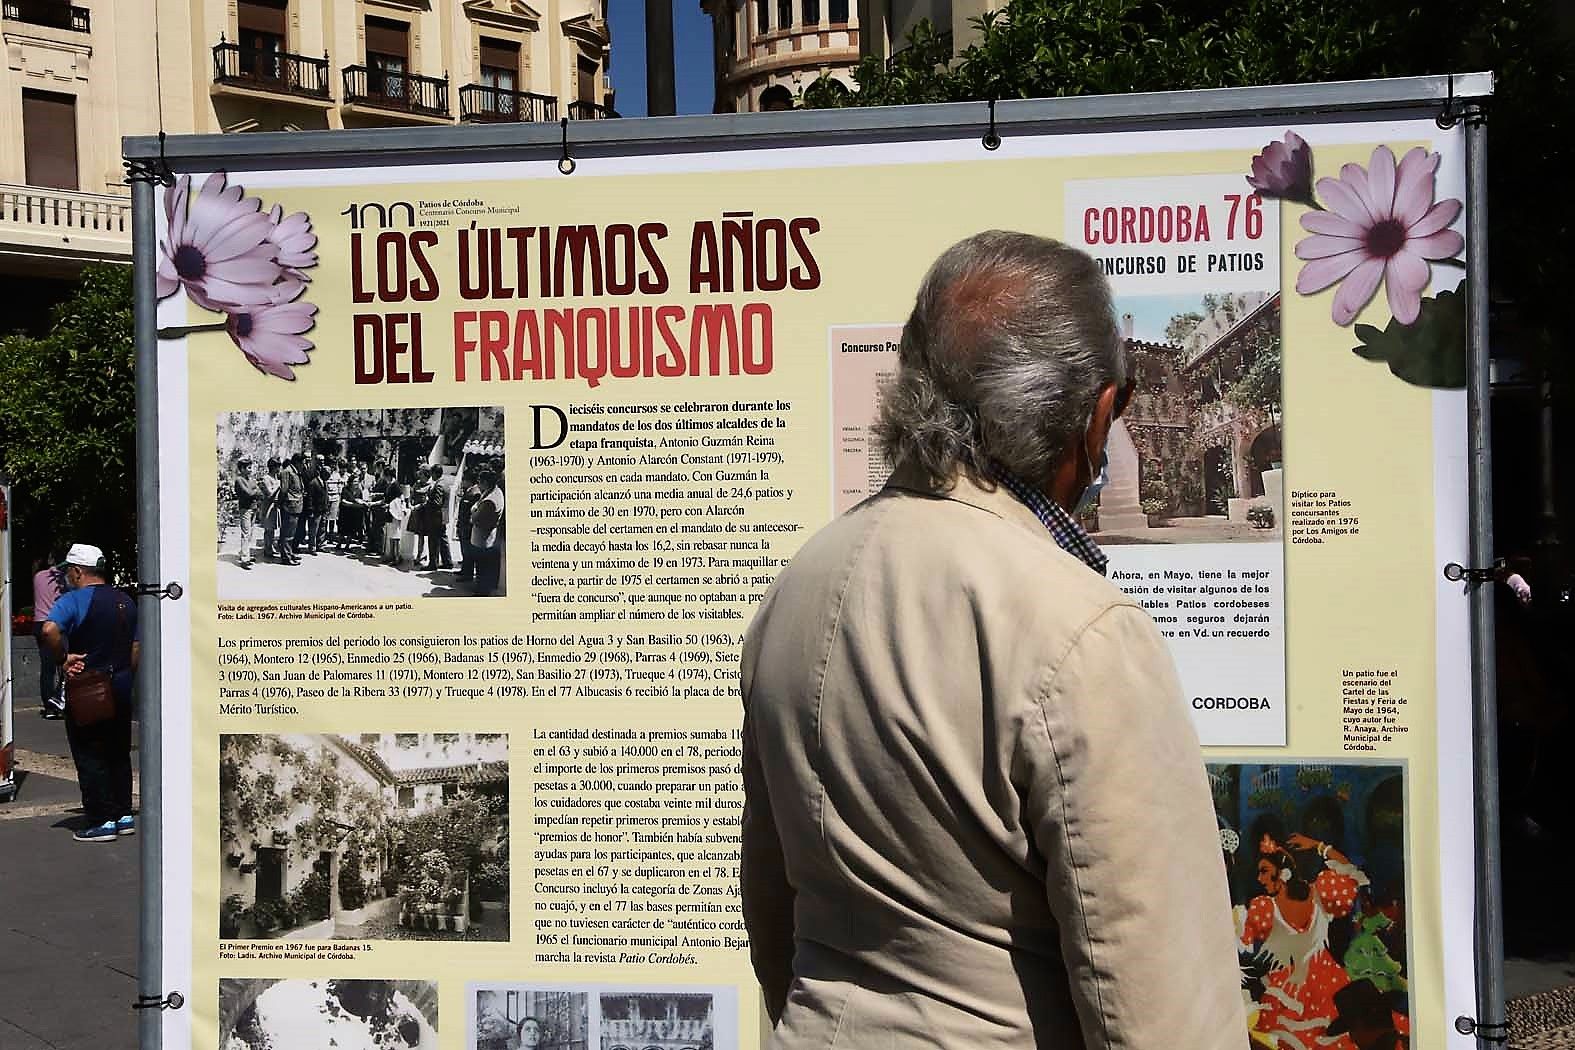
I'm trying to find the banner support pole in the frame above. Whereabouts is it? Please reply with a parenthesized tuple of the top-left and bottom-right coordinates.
(1463, 106, 1505, 1048)
(131, 174, 167, 1050)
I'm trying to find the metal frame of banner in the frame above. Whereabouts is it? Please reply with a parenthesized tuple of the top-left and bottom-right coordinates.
(126, 70, 1500, 1049)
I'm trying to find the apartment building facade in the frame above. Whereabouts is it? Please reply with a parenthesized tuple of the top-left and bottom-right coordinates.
(856, 0, 992, 62)
(0, 0, 613, 321)
(700, 0, 858, 112)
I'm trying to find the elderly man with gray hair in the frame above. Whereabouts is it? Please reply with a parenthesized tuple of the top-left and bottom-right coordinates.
(740, 232, 1243, 1048)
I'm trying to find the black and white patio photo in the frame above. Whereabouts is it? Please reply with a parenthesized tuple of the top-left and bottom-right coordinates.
(216, 406, 507, 599)
(474, 989, 590, 1050)
(219, 732, 509, 942)
(220, 979, 439, 1050)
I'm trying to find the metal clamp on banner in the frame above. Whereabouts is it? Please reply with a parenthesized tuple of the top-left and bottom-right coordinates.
(981, 97, 1001, 152)
(558, 117, 577, 176)
(1436, 74, 1487, 130)
(123, 130, 176, 187)
(133, 581, 185, 601)
(133, 992, 185, 1012)
(1442, 560, 1501, 585)
(1454, 1015, 1508, 1043)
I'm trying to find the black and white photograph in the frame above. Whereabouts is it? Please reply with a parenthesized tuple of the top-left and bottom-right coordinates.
(475, 990, 590, 1050)
(599, 993, 716, 1050)
(216, 406, 506, 599)
(220, 979, 439, 1050)
(1087, 291, 1284, 544)
(219, 733, 509, 942)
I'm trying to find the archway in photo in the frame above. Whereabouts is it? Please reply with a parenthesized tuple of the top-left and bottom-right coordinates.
(1300, 794, 1346, 853)
(1246, 425, 1282, 498)
(1364, 774, 1407, 899)
(1203, 445, 1232, 515)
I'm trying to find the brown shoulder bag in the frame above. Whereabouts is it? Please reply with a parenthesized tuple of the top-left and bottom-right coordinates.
(64, 594, 128, 728)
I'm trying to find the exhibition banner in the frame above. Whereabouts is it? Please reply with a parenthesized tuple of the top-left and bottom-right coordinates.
(139, 89, 1480, 1050)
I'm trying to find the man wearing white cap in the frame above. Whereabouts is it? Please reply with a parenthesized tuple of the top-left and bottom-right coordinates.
(38, 543, 139, 843)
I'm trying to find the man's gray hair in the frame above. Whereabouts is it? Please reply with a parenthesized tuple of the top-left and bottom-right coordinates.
(875, 231, 1129, 486)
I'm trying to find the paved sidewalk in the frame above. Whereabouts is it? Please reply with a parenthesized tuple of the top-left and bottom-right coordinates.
(2, 647, 139, 1050)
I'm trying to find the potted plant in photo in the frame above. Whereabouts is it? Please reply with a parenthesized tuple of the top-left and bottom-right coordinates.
(1247, 503, 1276, 530)
(1140, 476, 1171, 527)
(220, 895, 247, 939)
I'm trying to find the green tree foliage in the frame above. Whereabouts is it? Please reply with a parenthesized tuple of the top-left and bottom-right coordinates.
(804, 0, 1573, 370)
(1163, 311, 1204, 344)
(0, 264, 135, 578)
(1226, 333, 1283, 418)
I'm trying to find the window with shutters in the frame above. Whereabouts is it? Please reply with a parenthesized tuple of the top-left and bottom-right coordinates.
(365, 16, 409, 99)
(777, 0, 791, 29)
(478, 36, 519, 114)
(22, 90, 78, 191)
(577, 55, 597, 107)
(237, 0, 287, 81)
(829, 0, 847, 22)
(754, 0, 766, 34)
(802, 0, 818, 25)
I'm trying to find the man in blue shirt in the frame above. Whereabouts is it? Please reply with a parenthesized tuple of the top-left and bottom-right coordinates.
(39, 543, 139, 843)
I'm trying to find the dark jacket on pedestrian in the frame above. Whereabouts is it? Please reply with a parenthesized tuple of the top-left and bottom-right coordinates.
(280, 465, 305, 514)
(235, 476, 261, 511)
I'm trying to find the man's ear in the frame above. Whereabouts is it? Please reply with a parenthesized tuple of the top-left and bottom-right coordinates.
(1085, 382, 1121, 463)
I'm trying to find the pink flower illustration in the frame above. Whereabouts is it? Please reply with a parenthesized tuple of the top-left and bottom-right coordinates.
(1294, 145, 1463, 326)
(225, 298, 318, 380)
(265, 203, 319, 280)
(1246, 131, 1314, 206)
(157, 173, 284, 313)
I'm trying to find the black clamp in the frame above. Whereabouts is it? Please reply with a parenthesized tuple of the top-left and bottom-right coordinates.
(133, 992, 185, 1012)
(1437, 74, 1487, 130)
(558, 117, 576, 176)
(133, 581, 185, 601)
(1454, 1015, 1508, 1043)
(124, 130, 177, 188)
(1443, 560, 1502, 585)
(981, 97, 1001, 152)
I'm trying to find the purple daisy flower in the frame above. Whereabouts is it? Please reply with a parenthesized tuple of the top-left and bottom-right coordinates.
(1294, 145, 1464, 326)
(264, 203, 319, 280)
(225, 299, 318, 380)
(1246, 131, 1314, 206)
(156, 173, 283, 314)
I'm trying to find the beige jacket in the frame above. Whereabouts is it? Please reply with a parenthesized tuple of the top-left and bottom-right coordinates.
(740, 464, 1244, 1049)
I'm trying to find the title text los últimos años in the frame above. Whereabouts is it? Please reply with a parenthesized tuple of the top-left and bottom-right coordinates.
(348, 215, 820, 386)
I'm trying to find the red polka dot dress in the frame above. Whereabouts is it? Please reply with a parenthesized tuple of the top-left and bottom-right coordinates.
(1242, 867, 1364, 1049)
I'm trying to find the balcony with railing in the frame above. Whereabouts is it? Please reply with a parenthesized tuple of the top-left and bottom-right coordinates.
(459, 84, 557, 123)
(566, 101, 616, 120)
(0, 184, 132, 262)
(2, 0, 90, 32)
(213, 41, 331, 102)
(342, 65, 449, 120)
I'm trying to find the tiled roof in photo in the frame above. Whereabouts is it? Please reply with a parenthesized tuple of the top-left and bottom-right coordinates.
(396, 760, 508, 787)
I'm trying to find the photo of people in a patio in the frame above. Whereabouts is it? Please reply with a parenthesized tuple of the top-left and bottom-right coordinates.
(216, 406, 506, 598)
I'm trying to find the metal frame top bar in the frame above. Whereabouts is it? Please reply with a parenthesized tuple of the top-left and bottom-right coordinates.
(125, 71, 1493, 169)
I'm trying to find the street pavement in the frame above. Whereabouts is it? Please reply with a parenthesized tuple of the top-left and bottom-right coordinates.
(1, 645, 138, 1050)
(214, 544, 477, 600)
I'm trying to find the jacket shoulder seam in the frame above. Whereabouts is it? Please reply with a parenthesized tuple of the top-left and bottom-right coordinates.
(1028, 603, 1141, 1048)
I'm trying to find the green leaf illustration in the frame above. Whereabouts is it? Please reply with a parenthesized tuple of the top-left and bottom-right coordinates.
(1351, 282, 1468, 389)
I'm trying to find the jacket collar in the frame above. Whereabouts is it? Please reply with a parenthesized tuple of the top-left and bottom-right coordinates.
(882, 460, 1056, 540)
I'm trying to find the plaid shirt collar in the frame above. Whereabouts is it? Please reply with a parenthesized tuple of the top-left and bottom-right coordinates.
(991, 465, 1108, 576)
